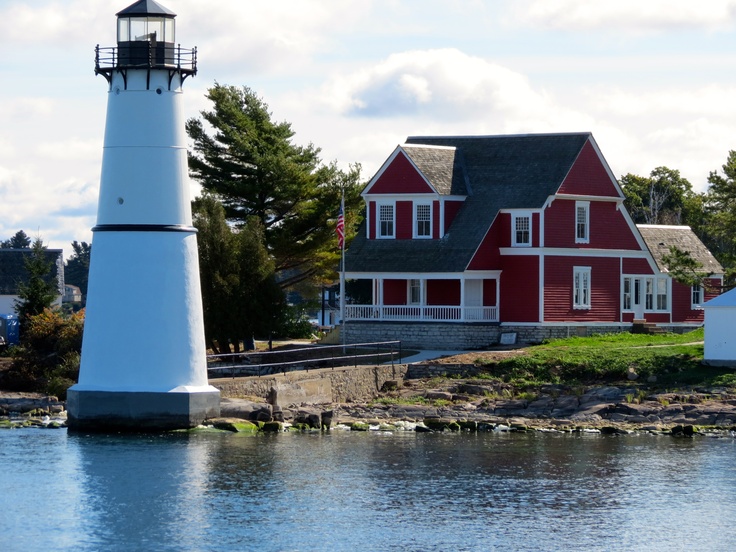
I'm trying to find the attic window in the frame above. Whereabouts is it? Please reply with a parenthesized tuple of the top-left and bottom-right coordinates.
(575, 201, 589, 244)
(512, 212, 532, 247)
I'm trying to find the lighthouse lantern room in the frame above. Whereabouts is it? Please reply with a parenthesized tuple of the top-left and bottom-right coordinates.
(67, 0, 220, 431)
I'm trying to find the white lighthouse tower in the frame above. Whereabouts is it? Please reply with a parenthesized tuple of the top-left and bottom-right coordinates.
(67, 0, 220, 430)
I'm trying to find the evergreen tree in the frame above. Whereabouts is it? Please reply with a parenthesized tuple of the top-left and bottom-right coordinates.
(1, 230, 32, 249)
(186, 83, 363, 288)
(193, 194, 285, 354)
(14, 237, 59, 337)
(703, 150, 736, 284)
(64, 241, 91, 301)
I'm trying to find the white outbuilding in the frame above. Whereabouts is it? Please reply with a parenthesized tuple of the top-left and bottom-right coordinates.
(703, 287, 736, 367)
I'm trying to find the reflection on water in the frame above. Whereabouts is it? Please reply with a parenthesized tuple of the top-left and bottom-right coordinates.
(0, 430, 735, 551)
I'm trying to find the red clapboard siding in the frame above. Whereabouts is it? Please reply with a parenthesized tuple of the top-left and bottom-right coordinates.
(468, 217, 502, 270)
(497, 213, 512, 247)
(671, 281, 703, 323)
(545, 200, 641, 249)
(500, 256, 539, 322)
(427, 280, 461, 305)
(368, 152, 434, 194)
(622, 258, 654, 275)
(543, 256, 620, 322)
(369, 201, 376, 239)
(444, 200, 464, 233)
(383, 279, 406, 305)
(704, 278, 722, 302)
(433, 201, 440, 238)
(558, 140, 620, 197)
(396, 201, 412, 239)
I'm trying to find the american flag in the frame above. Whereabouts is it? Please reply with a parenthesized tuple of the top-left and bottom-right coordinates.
(336, 203, 345, 249)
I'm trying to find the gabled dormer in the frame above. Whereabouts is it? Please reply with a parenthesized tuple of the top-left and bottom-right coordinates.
(362, 144, 468, 240)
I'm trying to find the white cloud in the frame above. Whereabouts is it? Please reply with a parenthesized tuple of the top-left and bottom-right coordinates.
(520, 0, 736, 31)
(317, 49, 593, 138)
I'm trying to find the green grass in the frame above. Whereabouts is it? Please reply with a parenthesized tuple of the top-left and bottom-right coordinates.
(474, 328, 736, 389)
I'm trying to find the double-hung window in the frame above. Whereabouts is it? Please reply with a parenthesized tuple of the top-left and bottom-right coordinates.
(692, 285, 704, 308)
(573, 267, 591, 309)
(378, 204, 394, 238)
(415, 204, 431, 238)
(512, 212, 532, 247)
(575, 201, 590, 243)
(656, 279, 668, 310)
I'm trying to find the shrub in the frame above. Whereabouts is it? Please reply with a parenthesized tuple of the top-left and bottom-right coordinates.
(1, 309, 84, 398)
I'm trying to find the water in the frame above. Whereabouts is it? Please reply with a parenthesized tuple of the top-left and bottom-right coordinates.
(1, 429, 735, 551)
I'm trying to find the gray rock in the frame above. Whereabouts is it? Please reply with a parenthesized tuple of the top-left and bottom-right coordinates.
(425, 391, 453, 401)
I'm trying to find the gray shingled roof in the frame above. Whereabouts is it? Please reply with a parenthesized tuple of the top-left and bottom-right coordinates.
(637, 225, 724, 275)
(346, 133, 591, 273)
(401, 145, 468, 196)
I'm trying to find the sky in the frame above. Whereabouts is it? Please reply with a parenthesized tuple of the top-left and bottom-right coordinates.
(2, 0, 736, 256)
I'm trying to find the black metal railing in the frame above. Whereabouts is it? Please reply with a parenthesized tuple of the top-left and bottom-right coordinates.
(95, 43, 197, 79)
(206, 341, 402, 378)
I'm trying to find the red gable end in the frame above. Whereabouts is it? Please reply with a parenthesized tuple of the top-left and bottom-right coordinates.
(367, 151, 435, 195)
(558, 140, 620, 198)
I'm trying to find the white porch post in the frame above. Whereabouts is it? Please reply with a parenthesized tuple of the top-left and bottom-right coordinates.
(496, 276, 501, 320)
(374, 277, 383, 319)
(421, 278, 427, 319)
(460, 277, 466, 321)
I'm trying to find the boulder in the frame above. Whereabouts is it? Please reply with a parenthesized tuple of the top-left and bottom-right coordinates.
(321, 410, 334, 430)
(295, 409, 322, 429)
(425, 391, 453, 401)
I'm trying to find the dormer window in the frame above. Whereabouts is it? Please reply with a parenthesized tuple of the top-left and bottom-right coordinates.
(415, 203, 431, 238)
(512, 212, 531, 247)
(379, 204, 395, 238)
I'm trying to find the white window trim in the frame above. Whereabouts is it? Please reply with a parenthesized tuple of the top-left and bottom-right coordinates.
(573, 266, 591, 310)
(377, 202, 395, 239)
(621, 275, 671, 312)
(691, 285, 704, 309)
(575, 201, 590, 244)
(414, 203, 433, 239)
(512, 212, 532, 247)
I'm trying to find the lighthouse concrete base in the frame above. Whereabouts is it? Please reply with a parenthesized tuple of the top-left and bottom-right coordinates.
(66, 388, 220, 431)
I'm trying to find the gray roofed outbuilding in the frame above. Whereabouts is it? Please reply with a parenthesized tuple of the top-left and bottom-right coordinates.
(637, 224, 724, 275)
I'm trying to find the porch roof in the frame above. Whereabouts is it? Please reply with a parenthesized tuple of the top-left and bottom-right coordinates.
(346, 132, 591, 273)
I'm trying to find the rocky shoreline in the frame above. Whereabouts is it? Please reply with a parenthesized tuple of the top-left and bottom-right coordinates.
(4, 380, 736, 437)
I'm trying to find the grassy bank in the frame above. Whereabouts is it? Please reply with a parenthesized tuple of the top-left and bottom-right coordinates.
(473, 328, 736, 389)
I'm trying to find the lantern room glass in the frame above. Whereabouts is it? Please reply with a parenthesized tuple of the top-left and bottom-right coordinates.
(117, 16, 175, 43)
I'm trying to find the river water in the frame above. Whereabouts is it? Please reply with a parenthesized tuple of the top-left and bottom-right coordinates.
(1, 428, 735, 551)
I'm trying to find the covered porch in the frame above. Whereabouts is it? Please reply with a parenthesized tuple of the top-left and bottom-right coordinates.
(343, 272, 501, 323)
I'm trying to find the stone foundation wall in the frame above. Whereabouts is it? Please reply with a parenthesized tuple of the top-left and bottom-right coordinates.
(212, 363, 409, 405)
(343, 321, 701, 349)
(343, 321, 502, 350)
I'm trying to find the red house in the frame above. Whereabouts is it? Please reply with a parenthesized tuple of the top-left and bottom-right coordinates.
(343, 133, 722, 348)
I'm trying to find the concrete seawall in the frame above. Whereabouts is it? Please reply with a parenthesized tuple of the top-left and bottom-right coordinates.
(211, 364, 409, 405)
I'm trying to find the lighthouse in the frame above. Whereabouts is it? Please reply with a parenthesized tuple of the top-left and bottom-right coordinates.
(67, 0, 220, 430)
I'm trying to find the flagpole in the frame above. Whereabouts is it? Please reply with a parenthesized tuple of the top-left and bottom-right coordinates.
(339, 188, 346, 347)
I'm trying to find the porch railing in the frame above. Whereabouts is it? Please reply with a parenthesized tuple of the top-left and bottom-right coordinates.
(345, 305, 498, 322)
